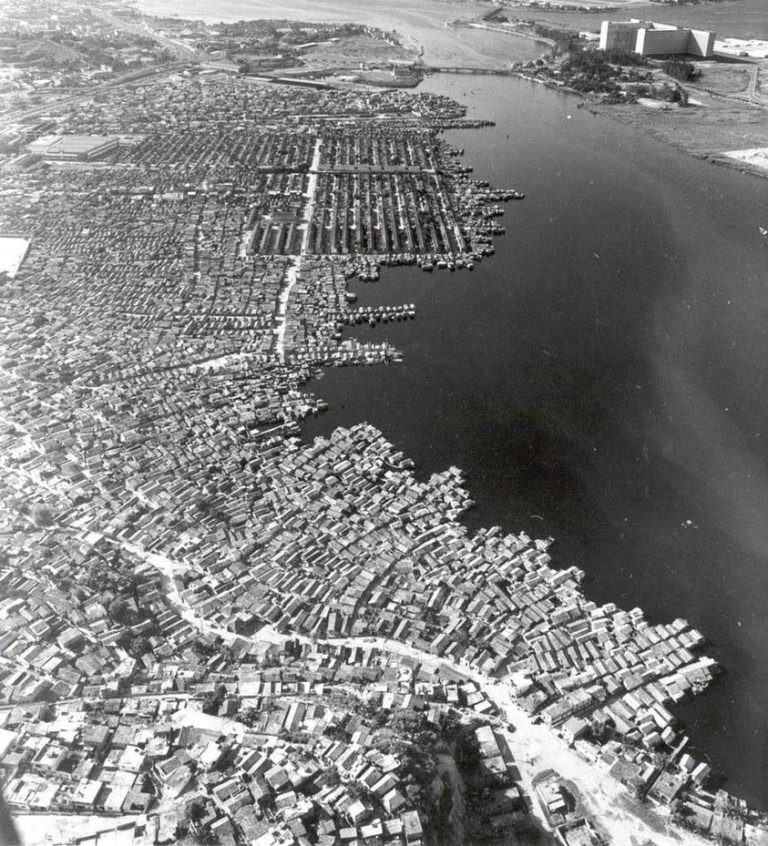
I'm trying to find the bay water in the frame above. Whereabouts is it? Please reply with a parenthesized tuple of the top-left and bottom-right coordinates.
(302, 74, 768, 807)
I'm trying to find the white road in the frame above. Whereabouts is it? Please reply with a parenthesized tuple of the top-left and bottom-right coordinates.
(273, 260, 300, 364)
(272, 137, 323, 362)
(110, 537, 714, 846)
(313, 635, 712, 846)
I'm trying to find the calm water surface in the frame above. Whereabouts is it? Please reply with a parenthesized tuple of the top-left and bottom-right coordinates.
(302, 75, 768, 807)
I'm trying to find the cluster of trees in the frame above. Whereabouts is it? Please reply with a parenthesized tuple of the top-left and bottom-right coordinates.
(668, 85, 690, 105)
(603, 48, 647, 66)
(201, 683, 228, 715)
(29, 504, 55, 527)
(440, 712, 482, 771)
(176, 797, 217, 845)
(560, 50, 623, 94)
(529, 23, 583, 55)
(368, 710, 447, 833)
(236, 57, 297, 75)
(217, 20, 366, 39)
(663, 59, 700, 82)
(237, 700, 276, 727)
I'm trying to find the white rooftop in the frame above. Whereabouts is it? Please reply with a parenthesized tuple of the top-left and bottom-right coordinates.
(0, 236, 30, 278)
(715, 38, 768, 58)
(26, 134, 119, 156)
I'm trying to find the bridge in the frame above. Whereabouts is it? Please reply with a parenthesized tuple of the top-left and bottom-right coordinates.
(424, 66, 518, 76)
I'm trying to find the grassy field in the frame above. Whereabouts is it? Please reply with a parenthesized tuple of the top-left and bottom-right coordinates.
(758, 66, 768, 95)
(695, 61, 750, 94)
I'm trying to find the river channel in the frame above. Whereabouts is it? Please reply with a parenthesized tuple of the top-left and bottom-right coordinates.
(301, 74, 768, 807)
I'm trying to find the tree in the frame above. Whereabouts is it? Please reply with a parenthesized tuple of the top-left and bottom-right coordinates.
(109, 597, 131, 624)
(30, 506, 54, 527)
(129, 635, 151, 657)
(185, 797, 207, 824)
(389, 711, 427, 738)
(202, 683, 227, 715)
(347, 781, 371, 801)
(193, 829, 216, 846)
(321, 766, 341, 787)
(216, 745, 237, 771)
(238, 707, 260, 727)
(435, 772, 454, 841)
(663, 59, 699, 83)
(453, 726, 481, 770)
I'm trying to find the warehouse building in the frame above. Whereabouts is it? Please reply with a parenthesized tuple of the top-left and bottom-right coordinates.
(25, 134, 120, 161)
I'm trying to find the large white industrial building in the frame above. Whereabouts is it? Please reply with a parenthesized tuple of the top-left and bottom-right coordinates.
(599, 20, 715, 58)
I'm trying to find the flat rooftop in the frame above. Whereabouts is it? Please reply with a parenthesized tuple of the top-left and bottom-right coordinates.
(715, 38, 768, 59)
(26, 134, 119, 157)
(0, 237, 30, 278)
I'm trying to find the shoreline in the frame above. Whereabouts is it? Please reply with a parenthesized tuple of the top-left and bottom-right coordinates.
(300, 68, 768, 811)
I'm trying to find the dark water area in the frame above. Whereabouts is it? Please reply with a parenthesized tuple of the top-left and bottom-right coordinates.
(301, 75, 768, 806)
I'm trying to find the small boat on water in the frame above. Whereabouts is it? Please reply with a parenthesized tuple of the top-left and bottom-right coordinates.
(759, 226, 767, 236)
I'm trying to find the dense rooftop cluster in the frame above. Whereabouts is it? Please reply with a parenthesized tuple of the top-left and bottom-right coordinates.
(0, 635, 532, 845)
(0, 15, 766, 845)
